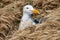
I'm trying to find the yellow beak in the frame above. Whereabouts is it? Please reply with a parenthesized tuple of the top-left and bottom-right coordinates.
(32, 9, 40, 14)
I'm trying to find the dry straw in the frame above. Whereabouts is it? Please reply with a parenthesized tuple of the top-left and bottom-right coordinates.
(0, 0, 60, 40)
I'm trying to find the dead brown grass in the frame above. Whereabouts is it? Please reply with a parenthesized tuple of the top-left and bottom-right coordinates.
(0, 0, 60, 40)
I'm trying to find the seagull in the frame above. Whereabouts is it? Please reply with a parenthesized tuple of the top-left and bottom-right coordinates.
(19, 5, 39, 30)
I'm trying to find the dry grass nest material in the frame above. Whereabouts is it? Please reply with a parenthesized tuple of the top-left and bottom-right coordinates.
(0, 0, 60, 40)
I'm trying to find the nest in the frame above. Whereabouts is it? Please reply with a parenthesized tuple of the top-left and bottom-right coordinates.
(0, 0, 60, 40)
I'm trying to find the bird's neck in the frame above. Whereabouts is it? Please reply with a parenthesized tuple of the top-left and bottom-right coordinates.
(22, 13, 32, 21)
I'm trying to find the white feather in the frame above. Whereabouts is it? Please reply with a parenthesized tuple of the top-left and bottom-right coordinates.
(19, 5, 35, 30)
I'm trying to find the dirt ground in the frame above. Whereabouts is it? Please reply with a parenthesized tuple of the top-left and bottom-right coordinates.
(0, 0, 60, 40)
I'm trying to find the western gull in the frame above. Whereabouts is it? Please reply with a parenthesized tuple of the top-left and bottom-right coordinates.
(19, 5, 39, 30)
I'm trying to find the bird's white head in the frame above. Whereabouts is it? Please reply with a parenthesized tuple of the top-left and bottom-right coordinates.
(23, 5, 39, 15)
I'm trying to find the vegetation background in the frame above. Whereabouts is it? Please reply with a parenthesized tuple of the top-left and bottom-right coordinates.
(0, 0, 60, 40)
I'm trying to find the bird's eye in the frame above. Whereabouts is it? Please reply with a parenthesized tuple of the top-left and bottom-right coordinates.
(26, 7, 29, 9)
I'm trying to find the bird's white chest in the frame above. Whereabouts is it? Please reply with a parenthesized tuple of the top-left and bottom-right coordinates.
(19, 19, 33, 30)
